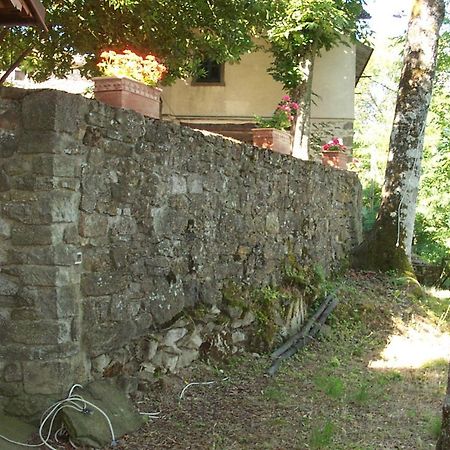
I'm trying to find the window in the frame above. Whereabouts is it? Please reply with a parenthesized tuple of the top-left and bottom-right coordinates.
(193, 59, 224, 85)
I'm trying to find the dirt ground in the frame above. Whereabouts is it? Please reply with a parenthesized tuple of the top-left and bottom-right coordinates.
(102, 271, 449, 450)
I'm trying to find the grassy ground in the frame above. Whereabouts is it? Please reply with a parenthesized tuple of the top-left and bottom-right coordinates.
(113, 271, 449, 450)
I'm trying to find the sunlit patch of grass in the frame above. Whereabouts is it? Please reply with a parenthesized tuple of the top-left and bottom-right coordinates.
(421, 358, 448, 370)
(369, 317, 450, 369)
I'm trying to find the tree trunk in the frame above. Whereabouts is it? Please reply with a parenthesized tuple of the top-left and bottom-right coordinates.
(291, 49, 316, 160)
(352, 0, 445, 273)
(437, 363, 450, 450)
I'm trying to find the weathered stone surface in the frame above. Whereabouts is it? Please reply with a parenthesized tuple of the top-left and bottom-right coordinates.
(22, 360, 75, 395)
(0, 87, 362, 407)
(0, 274, 18, 296)
(0, 413, 36, 450)
(62, 380, 145, 448)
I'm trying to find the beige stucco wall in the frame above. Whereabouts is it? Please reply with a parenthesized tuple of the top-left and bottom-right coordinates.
(312, 44, 356, 119)
(161, 43, 356, 123)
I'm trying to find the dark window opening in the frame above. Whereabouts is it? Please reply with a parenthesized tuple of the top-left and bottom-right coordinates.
(193, 59, 224, 84)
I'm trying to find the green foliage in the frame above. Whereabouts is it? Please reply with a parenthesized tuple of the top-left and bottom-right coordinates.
(262, 385, 289, 403)
(415, 85, 450, 263)
(1, 0, 275, 82)
(283, 253, 327, 298)
(426, 414, 442, 440)
(1, 0, 366, 99)
(310, 421, 335, 449)
(361, 181, 382, 233)
(267, 0, 366, 92)
(314, 375, 345, 399)
(222, 256, 328, 351)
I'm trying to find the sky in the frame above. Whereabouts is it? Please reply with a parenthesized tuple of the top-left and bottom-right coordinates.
(365, 0, 412, 42)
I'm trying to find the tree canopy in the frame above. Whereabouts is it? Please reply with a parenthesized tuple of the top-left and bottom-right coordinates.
(1, 0, 365, 88)
(1, 0, 276, 82)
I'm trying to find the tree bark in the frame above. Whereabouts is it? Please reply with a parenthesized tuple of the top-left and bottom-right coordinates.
(291, 51, 316, 160)
(352, 0, 445, 273)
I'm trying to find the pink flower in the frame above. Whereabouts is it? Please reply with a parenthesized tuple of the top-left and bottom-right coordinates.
(282, 95, 291, 102)
(291, 102, 299, 110)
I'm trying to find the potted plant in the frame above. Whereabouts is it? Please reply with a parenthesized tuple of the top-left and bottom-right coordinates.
(93, 50, 167, 118)
(252, 95, 298, 155)
(321, 137, 350, 169)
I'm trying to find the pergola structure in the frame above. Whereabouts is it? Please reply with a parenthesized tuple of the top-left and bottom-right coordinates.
(0, 0, 47, 30)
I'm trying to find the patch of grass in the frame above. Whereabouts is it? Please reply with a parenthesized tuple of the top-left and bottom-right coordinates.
(375, 370, 403, 385)
(415, 289, 450, 328)
(350, 382, 371, 405)
(425, 414, 442, 440)
(314, 375, 345, 399)
(267, 417, 290, 427)
(262, 385, 288, 403)
(310, 421, 335, 449)
(421, 358, 449, 370)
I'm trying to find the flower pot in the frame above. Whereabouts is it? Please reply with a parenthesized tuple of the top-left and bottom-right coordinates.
(93, 76, 161, 119)
(252, 128, 292, 155)
(321, 151, 350, 170)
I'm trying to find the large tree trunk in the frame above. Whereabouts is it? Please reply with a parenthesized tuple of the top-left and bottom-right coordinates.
(352, 0, 445, 273)
(291, 52, 316, 160)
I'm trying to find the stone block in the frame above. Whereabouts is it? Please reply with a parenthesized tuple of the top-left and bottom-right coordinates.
(62, 379, 145, 448)
(79, 212, 108, 237)
(0, 274, 18, 296)
(187, 173, 203, 194)
(163, 328, 188, 348)
(2, 156, 32, 176)
(81, 272, 127, 297)
(91, 354, 112, 374)
(0, 167, 10, 191)
(18, 130, 78, 155)
(108, 215, 137, 237)
(17, 265, 72, 287)
(0, 414, 36, 450)
(63, 223, 80, 244)
(11, 224, 55, 246)
(22, 90, 88, 133)
(152, 351, 178, 373)
(9, 319, 72, 345)
(33, 154, 82, 177)
(3, 362, 23, 382)
(23, 359, 75, 395)
(85, 321, 138, 356)
(176, 349, 199, 369)
(0, 217, 11, 239)
(0, 133, 18, 158)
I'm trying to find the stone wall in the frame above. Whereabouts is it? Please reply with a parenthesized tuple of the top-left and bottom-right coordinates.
(0, 87, 362, 413)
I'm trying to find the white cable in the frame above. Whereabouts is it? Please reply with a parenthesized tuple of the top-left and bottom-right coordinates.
(139, 411, 161, 417)
(0, 384, 117, 449)
(179, 377, 229, 399)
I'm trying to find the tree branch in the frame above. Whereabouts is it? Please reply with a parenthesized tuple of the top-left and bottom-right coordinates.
(0, 46, 32, 85)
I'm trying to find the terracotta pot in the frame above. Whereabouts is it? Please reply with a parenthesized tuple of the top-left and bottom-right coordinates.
(252, 128, 292, 155)
(321, 151, 350, 170)
(93, 76, 161, 119)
